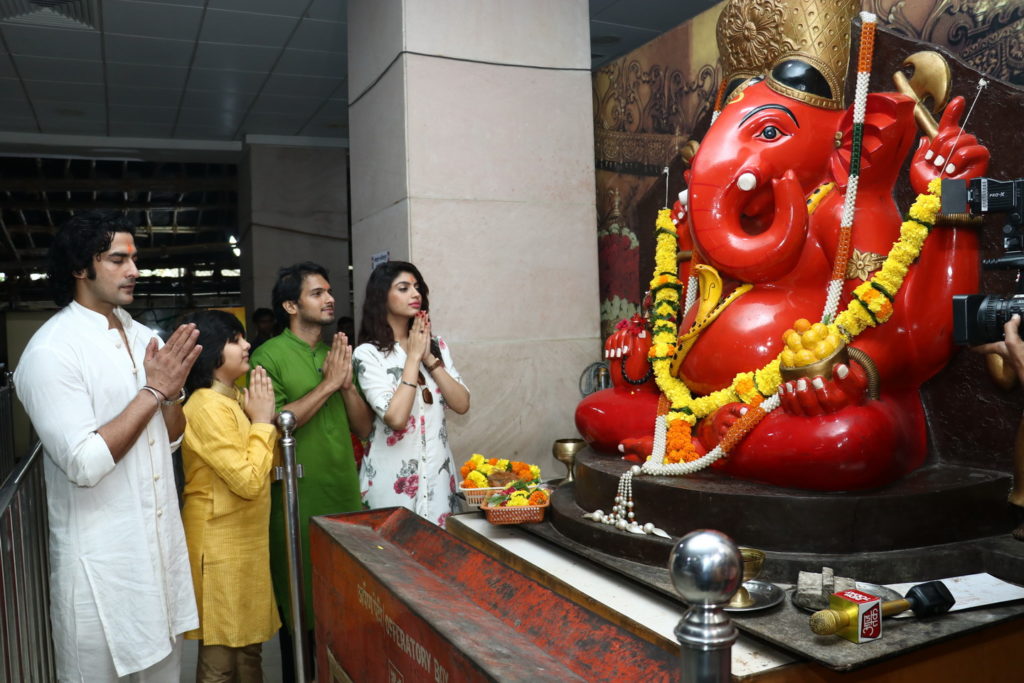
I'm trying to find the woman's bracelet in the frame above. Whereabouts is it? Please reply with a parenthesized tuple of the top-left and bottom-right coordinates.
(425, 358, 443, 373)
(400, 380, 417, 389)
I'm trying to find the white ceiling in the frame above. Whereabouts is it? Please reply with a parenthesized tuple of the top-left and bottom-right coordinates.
(0, 0, 715, 149)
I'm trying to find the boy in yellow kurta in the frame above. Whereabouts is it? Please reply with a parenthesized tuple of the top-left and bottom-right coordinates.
(181, 310, 280, 682)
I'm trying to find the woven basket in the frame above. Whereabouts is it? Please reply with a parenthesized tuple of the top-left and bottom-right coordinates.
(480, 499, 549, 525)
(458, 485, 503, 508)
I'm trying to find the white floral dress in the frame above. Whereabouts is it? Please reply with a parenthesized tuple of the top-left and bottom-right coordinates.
(353, 337, 467, 527)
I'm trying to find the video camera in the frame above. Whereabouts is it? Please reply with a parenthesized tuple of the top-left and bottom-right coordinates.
(944, 177, 1024, 346)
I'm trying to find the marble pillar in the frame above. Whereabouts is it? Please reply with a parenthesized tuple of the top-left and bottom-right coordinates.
(240, 143, 353, 323)
(348, 0, 600, 475)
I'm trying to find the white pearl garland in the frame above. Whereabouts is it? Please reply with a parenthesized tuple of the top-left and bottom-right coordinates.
(582, 465, 670, 538)
(584, 395, 784, 531)
(650, 414, 667, 463)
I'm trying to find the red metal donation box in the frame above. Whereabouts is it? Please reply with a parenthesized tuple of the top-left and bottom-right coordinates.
(309, 507, 680, 682)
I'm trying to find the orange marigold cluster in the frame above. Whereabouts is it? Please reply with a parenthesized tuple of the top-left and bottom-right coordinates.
(511, 461, 534, 482)
(459, 455, 542, 489)
(528, 489, 549, 505)
(664, 419, 700, 464)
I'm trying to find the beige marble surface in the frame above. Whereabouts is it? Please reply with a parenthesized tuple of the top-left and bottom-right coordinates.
(348, 0, 600, 472)
(248, 145, 349, 238)
(444, 337, 601, 479)
(348, 0, 590, 100)
(348, 58, 408, 224)
(243, 224, 352, 317)
(350, 198, 411, 323)
(347, 0, 405, 101)
(404, 0, 590, 70)
(409, 196, 599, 341)
(241, 144, 353, 316)
(404, 55, 595, 203)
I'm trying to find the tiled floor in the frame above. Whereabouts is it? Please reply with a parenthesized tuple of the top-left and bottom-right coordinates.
(180, 632, 284, 682)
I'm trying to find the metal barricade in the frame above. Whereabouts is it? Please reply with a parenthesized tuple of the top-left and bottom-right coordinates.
(0, 366, 16, 482)
(0, 367, 55, 683)
(0, 442, 54, 683)
(273, 410, 309, 682)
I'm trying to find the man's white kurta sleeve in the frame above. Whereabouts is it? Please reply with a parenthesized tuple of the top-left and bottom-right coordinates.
(15, 344, 116, 487)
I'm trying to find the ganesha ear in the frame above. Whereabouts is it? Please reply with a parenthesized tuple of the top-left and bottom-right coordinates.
(828, 93, 917, 188)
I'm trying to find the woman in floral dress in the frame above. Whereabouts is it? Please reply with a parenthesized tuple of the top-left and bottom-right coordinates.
(353, 261, 470, 526)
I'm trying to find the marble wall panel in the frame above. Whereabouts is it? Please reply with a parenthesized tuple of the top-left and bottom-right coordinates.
(248, 144, 349, 238)
(346, 0, 405, 101)
(407, 196, 600, 344)
(404, 55, 595, 204)
(245, 224, 352, 316)
(444, 336, 601, 482)
(350, 198, 411, 324)
(404, 0, 590, 70)
(348, 58, 409, 224)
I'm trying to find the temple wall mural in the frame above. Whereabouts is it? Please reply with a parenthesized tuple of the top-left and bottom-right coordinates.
(594, 0, 1024, 337)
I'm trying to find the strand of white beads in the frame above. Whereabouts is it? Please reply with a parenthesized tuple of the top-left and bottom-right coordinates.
(582, 466, 671, 538)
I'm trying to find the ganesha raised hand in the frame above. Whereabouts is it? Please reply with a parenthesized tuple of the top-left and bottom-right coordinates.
(910, 96, 990, 195)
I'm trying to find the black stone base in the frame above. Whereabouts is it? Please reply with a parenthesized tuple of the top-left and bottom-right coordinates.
(548, 449, 1023, 584)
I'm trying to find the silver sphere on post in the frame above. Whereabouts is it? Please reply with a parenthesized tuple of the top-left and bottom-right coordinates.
(276, 410, 296, 436)
(669, 530, 742, 683)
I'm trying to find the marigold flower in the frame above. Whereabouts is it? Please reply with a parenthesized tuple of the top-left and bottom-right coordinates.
(466, 471, 488, 488)
(504, 491, 530, 507)
(528, 490, 549, 505)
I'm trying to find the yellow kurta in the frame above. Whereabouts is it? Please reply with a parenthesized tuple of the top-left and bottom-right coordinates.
(181, 386, 281, 646)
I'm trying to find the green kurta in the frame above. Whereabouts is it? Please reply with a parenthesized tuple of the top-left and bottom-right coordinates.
(250, 328, 362, 632)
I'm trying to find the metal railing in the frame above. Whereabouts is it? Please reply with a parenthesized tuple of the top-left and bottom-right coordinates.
(0, 368, 55, 683)
(0, 366, 16, 482)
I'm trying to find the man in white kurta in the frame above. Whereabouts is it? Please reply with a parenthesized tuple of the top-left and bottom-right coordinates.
(15, 212, 201, 682)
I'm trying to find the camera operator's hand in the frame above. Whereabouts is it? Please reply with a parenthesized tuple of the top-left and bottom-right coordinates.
(972, 314, 1024, 387)
(910, 96, 990, 196)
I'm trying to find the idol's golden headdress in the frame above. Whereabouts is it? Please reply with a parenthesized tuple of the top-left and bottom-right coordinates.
(716, 0, 860, 110)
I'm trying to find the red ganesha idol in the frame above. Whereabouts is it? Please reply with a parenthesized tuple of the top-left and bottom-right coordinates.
(575, 0, 990, 495)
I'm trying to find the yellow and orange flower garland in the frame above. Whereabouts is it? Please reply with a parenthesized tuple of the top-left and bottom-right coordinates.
(643, 177, 944, 474)
(646, 206, 782, 466)
(459, 454, 541, 489)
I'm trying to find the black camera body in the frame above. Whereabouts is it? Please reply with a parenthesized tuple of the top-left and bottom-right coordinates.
(944, 177, 1024, 346)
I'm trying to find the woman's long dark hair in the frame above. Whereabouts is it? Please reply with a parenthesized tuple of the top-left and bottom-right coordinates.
(180, 310, 246, 394)
(358, 261, 441, 358)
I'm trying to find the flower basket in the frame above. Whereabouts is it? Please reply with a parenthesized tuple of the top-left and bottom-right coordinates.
(458, 484, 503, 508)
(480, 499, 549, 525)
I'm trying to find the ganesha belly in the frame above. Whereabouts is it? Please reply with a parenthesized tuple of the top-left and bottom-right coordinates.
(575, 0, 989, 492)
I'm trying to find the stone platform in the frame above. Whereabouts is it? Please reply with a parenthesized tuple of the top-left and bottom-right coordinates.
(507, 515, 1024, 673)
(550, 449, 1024, 584)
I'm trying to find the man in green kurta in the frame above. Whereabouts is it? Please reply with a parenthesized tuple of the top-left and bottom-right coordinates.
(250, 262, 370, 682)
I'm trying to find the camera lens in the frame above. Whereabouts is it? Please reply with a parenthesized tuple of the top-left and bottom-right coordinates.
(954, 294, 1024, 346)
(986, 295, 1024, 342)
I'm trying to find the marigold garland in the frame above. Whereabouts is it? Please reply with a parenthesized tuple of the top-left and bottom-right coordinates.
(647, 208, 783, 427)
(645, 177, 944, 464)
(664, 418, 699, 464)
